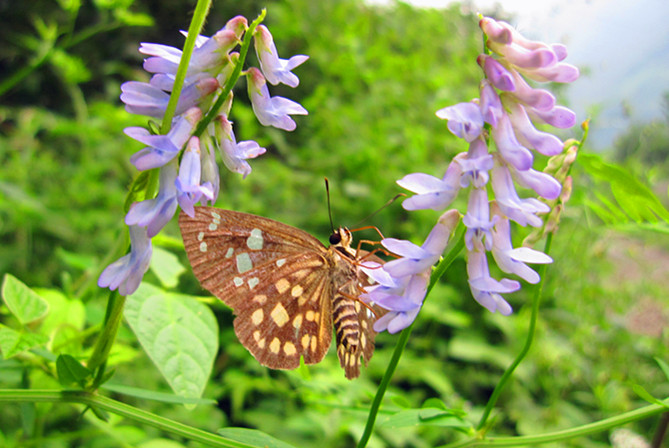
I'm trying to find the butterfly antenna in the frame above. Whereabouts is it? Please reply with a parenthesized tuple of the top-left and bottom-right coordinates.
(353, 193, 406, 227)
(325, 177, 335, 233)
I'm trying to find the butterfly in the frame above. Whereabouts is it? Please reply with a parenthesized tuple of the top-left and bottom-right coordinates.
(178, 206, 383, 379)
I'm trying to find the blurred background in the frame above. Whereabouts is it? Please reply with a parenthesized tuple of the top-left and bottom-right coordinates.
(1, 0, 667, 447)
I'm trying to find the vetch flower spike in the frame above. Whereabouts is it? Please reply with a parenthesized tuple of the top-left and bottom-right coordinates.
(98, 225, 153, 296)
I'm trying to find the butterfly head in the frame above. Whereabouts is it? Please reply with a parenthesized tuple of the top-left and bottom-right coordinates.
(329, 227, 357, 258)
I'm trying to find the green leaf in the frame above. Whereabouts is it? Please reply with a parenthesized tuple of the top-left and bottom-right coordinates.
(124, 283, 218, 402)
(579, 153, 669, 223)
(150, 247, 186, 289)
(101, 382, 216, 405)
(1, 274, 50, 325)
(378, 407, 468, 428)
(631, 384, 669, 408)
(655, 357, 669, 380)
(217, 427, 298, 448)
(0, 324, 48, 359)
(56, 354, 92, 387)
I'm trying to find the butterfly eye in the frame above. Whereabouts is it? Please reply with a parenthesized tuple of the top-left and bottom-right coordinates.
(329, 232, 342, 245)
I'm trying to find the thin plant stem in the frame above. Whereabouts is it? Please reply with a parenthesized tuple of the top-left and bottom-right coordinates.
(86, 292, 126, 386)
(0, 390, 255, 448)
(476, 232, 553, 431)
(356, 222, 466, 448)
(160, 0, 213, 132)
(442, 397, 669, 447)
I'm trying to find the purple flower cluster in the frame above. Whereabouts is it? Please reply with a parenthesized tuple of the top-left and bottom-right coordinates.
(99, 16, 308, 295)
(364, 16, 578, 331)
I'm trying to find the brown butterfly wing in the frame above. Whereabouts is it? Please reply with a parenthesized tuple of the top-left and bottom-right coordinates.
(179, 206, 334, 369)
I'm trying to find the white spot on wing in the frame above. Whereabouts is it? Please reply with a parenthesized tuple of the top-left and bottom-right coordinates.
(276, 258, 286, 267)
(248, 277, 259, 289)
(199, 242, 207, 252)
(233, 277, 243, 287)
(246, 228, 264, 250)
(197, 232, 205, 241)
(236, 253, 253, 273)
(209, 223, 218, 231)
(225, 248, 234, 258)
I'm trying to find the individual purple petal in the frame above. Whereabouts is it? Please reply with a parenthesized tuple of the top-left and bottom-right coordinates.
(371, 274, 428, 334)
(175, 137, 215, 217)
(214, 115, 267, 178)
(522, 61, 579, 83)
(120, 78, 217, 118)
(508, 164, 562, 200)
(382, 239, 429, 259)
(456, 137, 493, 188)
(527, 105, 577, 129)
(397, 162, 463, 211)
(466, 249, 518, 315)
(462, 188, 496, 251)
(200, 139, 220, 205)
(98, 225, 152, 296)
(436, 101, 484, 142)
(490, 162, 549, 227)
(247, 67, 308, 131)
(551, 44, 568, 61)
(492, 113, 533, 171)
(479, 17, 512, 44)
(490, 213, 552, 284)
(126, 108, 201, 170)
(254, 25, 309, 87)
(479, 80, 504, 127)
(503, 97, 564, 156)
(506, 68, 555, 111)
(125, 164, 178, 237)
(478, 55, 515, 91)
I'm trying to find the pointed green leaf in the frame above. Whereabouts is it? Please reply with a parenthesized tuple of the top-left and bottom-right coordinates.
(0, 324, 48, 359)
(1, 274, 49, 325)
(125, 283, 218, 402)
(655, 357, 669, 380)
(217, 428, 298, 448)
(56, 354, 92, 387)
(378, 407, 468, 428)
(150, 247, 186, 289)
(632, 384, 669, 408)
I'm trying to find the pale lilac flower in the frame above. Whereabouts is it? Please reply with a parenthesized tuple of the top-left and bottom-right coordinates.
(507, 164, 562, 200)
(125, 164, 178, 237)
(436, 101, 484, 142)
(466, 249, 517, 315)
(490, 161, 550, 227)
(125, 107, 202, 171)
(479, 79, 503, 127)
(372, 273, 429, 334)
(398, 161, 463, 211)
(254, 25, 309, 87)
(462, 187, 497, 251)
(527, 105, 577, 129)
(175, 137, 215, 217)
(382, 210, 459, 277)
(503, 95, 564, 156)
(491, 113, 533, 171)
(247, 67, 308, 131)
(214, 115, 266, 178)
(200, 140, 220, 205)
(478, 55, 515, 91)
(456, 137, 493, 188)
(120, 78, 217, 118)
(490, 209, 552, 284)
(98, 225, 152, 296)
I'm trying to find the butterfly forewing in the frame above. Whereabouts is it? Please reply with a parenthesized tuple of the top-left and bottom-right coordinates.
(179, 207, 334, 369)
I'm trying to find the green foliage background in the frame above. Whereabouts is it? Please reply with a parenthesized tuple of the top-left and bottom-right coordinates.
(1, 0, 667, 447)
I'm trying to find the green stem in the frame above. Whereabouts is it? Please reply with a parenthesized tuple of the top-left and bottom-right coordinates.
(0, 389, 256, 448)
(476, 232, 553, 431)
(86, 292, 126, 385)
(191, 9, 267, 139)
(442, 397, 669, 447)
(356, 222, 466, 448)
(160, 0, 213, 133)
